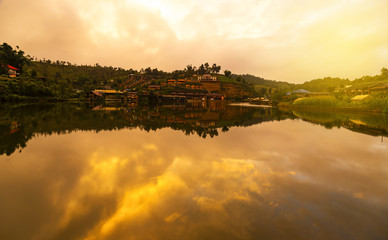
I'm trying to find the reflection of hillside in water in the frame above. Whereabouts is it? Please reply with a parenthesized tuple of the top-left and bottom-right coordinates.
(291, 110, 388, 137)
(0, 102, 289, 156)
(2, 102, 386, 156)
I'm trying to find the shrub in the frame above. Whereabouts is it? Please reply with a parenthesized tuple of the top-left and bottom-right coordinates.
(292, 95, 388, 110)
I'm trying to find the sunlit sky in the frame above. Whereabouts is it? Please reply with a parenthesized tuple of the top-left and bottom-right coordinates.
(0, 0, 387, 83)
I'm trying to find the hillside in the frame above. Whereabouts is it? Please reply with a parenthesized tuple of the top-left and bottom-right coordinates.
(233, 74, 294, 89)
(1, 43, 258, 101)
(2, 42, 386, 103)
(290, 68, 387, 92)
(296, 77, 351, 92)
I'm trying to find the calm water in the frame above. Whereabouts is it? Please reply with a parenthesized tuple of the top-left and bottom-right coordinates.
(0, 103, 387, 240)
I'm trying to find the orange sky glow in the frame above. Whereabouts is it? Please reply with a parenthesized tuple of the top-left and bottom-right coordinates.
(0, 0, 387, 83)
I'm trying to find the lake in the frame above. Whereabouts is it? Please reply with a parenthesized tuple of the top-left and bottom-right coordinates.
(0, 102, 387, 240)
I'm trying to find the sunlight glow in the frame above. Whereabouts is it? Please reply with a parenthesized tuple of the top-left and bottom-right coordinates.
(0, 0, 386, 82)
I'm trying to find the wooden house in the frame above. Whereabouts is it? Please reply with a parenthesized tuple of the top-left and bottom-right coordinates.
(177, 79, 186, 85)
(168, 79, 177, 86)
(198, 74, 217, 81)
(148, 85, 161, 90)
(351, 94, 372, 102)
(198, 74, 220, 92)
(7, 65, 19, 77)
(368, 81, 388, 95)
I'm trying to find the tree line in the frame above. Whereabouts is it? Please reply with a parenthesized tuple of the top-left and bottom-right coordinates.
(1, 42, 242, 100)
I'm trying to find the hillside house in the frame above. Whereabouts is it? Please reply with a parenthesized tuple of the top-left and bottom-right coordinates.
(177, 79, 186, 84)
(287, 89, 310, 95)
(7, 65, 19, 77)
(148, 85, 161, 90)
(168, 79, 177, 86)
(90, 89, 123, 101)
(340, 81, 387, 95)
(351, 95, 372, 102)
(198, 74, 220, 92)
(368, 81, 388, 95)
(260, 97, 270, 105)
(126, 92, 138, 103)
(198, 74, 217, 81)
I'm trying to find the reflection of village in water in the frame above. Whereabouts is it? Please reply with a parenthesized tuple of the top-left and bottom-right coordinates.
(0, 101, 278, 156)
(91, 100, 274, 131)
(1, 101, 387, 156)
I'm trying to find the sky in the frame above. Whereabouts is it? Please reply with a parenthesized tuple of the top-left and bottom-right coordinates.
(0, 0, 387, 83)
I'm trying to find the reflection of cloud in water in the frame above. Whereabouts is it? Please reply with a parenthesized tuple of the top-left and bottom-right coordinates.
(353, 192, 365, 199)
(62, 156, 278, 239)
(0, 120, 387, 239)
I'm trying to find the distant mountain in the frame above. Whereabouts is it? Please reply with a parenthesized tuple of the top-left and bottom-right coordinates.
(295, 68, 387, 92)
(296, 77, 351, 92)
(233, 74, 294, 89)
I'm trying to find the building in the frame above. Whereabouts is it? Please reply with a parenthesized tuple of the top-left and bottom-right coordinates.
(126, 92, 138, 103)
(340, 81, 387, 95)
(7, 65, 19, 77)
(177, 79, 186, 84)
(287, 89, 310, 95)
(198, 74, 220, 92)
(351, 95, 372, 102)
(168, 79, 177, 86)
(198, 74, 217, 81)
(90, 89, 123, 101)
(260, 97, 270, 105)
(308, 92, 332, 97)
(368, 81, 388, 95)
(148, 85, 161, 90)
(93, 89, 123, 95)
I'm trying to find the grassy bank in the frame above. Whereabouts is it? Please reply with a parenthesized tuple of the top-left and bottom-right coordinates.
(279, 96, 388, 114)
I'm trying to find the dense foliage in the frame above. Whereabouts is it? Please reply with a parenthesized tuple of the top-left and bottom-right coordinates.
(235, 74, 294, 89)
(293, 68, 388, 92)
(0, 43, 29, 74)
(293, 96, 388, 112)
(0, 42, 386, 106)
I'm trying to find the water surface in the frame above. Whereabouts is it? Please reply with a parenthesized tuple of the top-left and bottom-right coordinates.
(0, 103, 387, 240)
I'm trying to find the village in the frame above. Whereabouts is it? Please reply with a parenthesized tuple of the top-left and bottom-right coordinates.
(89, 73, 244, 104)
(2, 61, 387, 112)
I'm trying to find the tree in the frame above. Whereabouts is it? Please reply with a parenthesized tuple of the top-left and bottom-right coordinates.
(215, 65, 221, 74)
(259, 87, 267, 96)
(198, 64, 206, 75)
(204, 62, 209, 73)
(152, 68, 159, 76)
(55, 71, 62, 80)
(30, 69, 37, 78)
(211, 63, 217, 73)
(381, 67, 388, 77)
(0, 42, 29, 73)
(271, 89, 287, 106)
(224, 70, 231, 78)
(186, 64, 193, 73)
(145, 67, 152, 75)
(211, 63, 221, 74)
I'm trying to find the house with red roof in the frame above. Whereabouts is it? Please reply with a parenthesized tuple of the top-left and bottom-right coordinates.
(7, 65, 20, 77)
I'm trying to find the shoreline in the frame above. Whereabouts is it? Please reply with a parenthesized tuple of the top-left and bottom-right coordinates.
(278, 103, 386, 115)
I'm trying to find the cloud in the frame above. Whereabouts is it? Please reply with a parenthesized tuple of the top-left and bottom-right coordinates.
(0, 0, 386, 82)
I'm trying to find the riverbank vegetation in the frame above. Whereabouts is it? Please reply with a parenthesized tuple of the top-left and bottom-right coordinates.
(1, 42, 387, 111)
(1, 42, 259, 101)
(284, 95, 388, 113)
